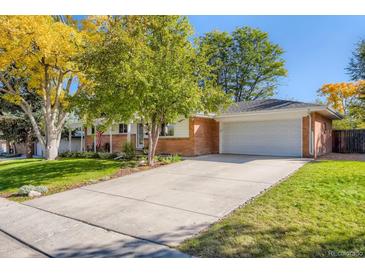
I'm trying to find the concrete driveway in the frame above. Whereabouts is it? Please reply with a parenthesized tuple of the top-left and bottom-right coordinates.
(1, 154, 308, 257)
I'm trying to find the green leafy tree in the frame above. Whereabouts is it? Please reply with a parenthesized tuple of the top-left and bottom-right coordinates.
(0, 16, 90, 160)
(78, 16, 230, 165)
(197, 27, 287, 102)
(347, 39, 365, 81)
(344, 39, 365, 128)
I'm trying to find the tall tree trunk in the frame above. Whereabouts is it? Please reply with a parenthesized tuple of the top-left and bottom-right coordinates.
(147, 132, 153, 166)
(21, 101, 68, 160)
(44, 130, 62, 160)
(12, 142, 17, 155)
(147, 122, 160, 166)
(151, 126, 160, 163)
(25, 131, 33, 159)
(1, 69, 70, 161)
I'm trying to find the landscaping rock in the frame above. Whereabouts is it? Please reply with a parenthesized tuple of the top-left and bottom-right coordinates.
(28, 191, 42, 198)
(18, 185, 48, 196)
(139, 160, 147, 166)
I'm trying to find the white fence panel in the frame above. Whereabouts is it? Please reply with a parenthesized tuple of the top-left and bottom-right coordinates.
(35, 138, 82, 157)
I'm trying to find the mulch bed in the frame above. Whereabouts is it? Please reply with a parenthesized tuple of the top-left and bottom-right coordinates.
(113, 162, 165, 177)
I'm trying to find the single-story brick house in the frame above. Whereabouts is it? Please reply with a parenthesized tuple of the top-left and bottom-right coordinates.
(85, 99, 342, 158)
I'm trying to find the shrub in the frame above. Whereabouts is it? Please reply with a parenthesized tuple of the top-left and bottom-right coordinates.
(59, 151, 120, 159)
(99, 152, 118, 159)
(59, 151, 71, 158)
(59, 151, 83, 158)
(156, 154, 182, 164)
(34, 185, 49, 194)
(120, 160, 139, 168)
(3, 153, 22, 158)
(18, 185, 48, 196)
(122, 142, 136, 160)
(83, 152, 100, 158)
(18, 185, 35, 196)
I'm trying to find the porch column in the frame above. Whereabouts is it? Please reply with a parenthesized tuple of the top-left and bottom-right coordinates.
(68, 128, 72, 152)
(84, 127, 86, 152)
(93, 125, 96, 152)
(80, 125, 83, 152)
(109, 126, 113, 153)
(127, 123, 131, 143)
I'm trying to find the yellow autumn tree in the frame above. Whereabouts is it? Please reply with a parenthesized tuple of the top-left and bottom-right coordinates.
(0, 16, 94, 160)
(319, 81, 365, 114)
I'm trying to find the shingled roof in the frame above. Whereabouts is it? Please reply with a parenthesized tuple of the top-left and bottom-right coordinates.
(222, 99, 322, 114)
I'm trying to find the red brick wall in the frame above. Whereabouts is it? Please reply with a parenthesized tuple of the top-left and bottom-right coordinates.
(85, 117, 219, 156)
(302, 112, 333, 158)
(85, 134, 136, 153)
(155, 117, 219, 156)
(154, 118, 194, 155)
(313, 112, 332, 158)
(193, 117, 219, 155)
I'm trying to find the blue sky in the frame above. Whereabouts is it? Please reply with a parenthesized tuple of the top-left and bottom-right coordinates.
(188, 16, 365, 103)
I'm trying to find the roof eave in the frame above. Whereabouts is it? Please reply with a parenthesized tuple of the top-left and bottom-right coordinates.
(216, 106, 343, 120)
(216, 107, 316, 118)
(324, 107, 343, 120)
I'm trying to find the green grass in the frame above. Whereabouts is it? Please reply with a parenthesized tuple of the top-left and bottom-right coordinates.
(179, 160, 365, 258)
(0, 158, 121, 200)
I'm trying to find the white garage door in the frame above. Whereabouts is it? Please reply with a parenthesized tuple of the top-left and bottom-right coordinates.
(221, 119, 302, 157)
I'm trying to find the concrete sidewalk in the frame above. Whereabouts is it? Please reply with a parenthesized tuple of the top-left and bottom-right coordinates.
(0, 198, 187, 258)
(0, 231, 46, 258)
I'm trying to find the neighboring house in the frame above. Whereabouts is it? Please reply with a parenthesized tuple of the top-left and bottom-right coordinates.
(0, 131, 28, 155)
(0, 139, 7, 154)
(83, 99, 342, 158)
(0, 130, 6, 153)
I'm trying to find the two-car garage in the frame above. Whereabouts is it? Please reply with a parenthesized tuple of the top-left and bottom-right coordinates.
(214, 99, 341, 158)
(219, 118, 303, 157)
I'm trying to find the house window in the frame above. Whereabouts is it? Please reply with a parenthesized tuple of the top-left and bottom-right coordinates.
(160, 124, 174, 136)
(119, 123, 128, 134)
(91, 127, 95, 134)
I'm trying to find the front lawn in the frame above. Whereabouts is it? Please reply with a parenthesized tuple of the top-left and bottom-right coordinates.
(0, 158, 121, 200)
(179, 160, 365, 257)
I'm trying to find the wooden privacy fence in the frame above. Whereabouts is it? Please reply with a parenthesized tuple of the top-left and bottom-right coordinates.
(333, 129, 365, 153)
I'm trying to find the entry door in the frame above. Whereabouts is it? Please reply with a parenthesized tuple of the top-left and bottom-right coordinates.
(136, 123, 144, 149)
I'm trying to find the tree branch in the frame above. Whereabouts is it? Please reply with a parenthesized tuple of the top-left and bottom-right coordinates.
(0, 74, 16, 95)
(56, 111, 68, 132)
(51, 71, 65, 123)
(19, 100, 45, 148)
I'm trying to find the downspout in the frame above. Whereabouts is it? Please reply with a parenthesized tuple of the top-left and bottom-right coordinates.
(308, 109, 314, 157)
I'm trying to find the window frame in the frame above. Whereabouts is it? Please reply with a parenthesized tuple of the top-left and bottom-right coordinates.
(119, 123, 128, 134)
(160, 123, 175, 137)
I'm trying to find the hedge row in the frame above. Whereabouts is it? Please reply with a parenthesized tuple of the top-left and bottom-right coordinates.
(59, 151, 119, 159)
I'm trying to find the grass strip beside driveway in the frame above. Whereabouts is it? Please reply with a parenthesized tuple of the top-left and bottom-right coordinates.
(0, 158, 121, 201)
(179, 160, 365, 257)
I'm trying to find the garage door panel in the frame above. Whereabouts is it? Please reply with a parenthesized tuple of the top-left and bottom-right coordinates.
(221, 119, 301, 157)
